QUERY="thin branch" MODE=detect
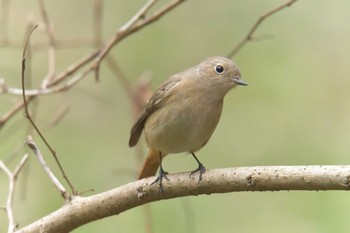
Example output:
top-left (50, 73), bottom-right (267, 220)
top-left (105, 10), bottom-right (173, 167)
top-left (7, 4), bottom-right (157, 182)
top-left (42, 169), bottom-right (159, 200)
top-left (47, 50), bottom-right (99, 87)
top-left (94, 0), bottom-right (185, 71)
top-left (38, 0), bottom-right (57, 86)
top-left (15, 165), bottom-right (350, 233)
top-left (21, 24), bottom-right (53, 160)
top-left (125, 0), bottom-right (184, 36)
top-left (93, 0), bottom-right (103, 47)
top-left (13, 154), bottom-right (30, 177)
top-left (21, 25), bottom-right (76, 196)
top-left (119, 0), bottom-right (158, 33)
top-left (24, 135), bottom-right (69, 200)
top-left (93, 0), bottom-right (103, 82)
top-left (0, 50), bottom-right (98, 131)
top-left (2, 18), bottom-right (36, 131)
top-left (0, 96), bottom-right (34, 129)
top-left (42, 104), bottom-right (70, 129)
top-left (105, 56), bottom-right (132, 96)
top-left (5, 70), bottom-right (90, 96)
top-left (0, 154), bottom-right (30, 233)
top-left (0, 0), bottom-right (184, 104)
top-left (0, 162), bottom-right (16, 233)
top-left (227, 0), bottom-right (298, 58)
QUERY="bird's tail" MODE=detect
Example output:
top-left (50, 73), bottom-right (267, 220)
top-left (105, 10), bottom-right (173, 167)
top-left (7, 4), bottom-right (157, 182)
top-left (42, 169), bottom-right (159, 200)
top-left (138, 148), bottom-right (161, 179)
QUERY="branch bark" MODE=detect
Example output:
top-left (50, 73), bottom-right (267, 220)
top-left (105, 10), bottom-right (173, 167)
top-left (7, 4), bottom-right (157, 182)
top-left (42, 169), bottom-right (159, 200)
top-left (16, 165), bottom-right (350, 233)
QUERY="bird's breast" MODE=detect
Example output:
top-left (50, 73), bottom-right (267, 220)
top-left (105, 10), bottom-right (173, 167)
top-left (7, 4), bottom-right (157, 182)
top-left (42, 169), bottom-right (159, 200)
top-left (144, 92), bottom-right (224, 154)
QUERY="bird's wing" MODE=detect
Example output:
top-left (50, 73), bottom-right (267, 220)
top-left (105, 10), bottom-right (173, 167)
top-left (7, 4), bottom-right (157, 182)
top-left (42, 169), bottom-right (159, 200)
top-left (128, 74), bottom-right (183, 147)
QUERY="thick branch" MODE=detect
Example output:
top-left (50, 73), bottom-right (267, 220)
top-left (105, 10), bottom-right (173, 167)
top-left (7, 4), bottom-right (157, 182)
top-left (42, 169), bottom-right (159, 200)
top-left (16, 165), bottom-right (350, 233)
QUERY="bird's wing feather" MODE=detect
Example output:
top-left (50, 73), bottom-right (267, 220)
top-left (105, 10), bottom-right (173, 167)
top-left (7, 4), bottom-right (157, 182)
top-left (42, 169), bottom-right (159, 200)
top-left (128, 74), bottom-right (183, 147)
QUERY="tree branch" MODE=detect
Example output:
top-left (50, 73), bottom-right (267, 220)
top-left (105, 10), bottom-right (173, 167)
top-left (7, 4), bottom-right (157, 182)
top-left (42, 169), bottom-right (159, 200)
top-left (0, 0), bottom-right (185, 128)
top-left (227, 0), bottom-right (298, 58)
top-left (24, 135), bottom-right (69, 199)
top-left (16, 165), bottom-right (350, 233)
top-left (21, 26), bottom-right (76, 196)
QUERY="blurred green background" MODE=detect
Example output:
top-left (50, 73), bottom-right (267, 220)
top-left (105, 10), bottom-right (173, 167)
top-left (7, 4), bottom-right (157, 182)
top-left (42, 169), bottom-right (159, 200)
top-left (1, 0), bottom-right (350, 232)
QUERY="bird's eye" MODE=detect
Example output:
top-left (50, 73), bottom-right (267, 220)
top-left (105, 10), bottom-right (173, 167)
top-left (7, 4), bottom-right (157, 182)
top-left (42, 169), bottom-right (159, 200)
top-left (215, 65), bottom-right (224, 74)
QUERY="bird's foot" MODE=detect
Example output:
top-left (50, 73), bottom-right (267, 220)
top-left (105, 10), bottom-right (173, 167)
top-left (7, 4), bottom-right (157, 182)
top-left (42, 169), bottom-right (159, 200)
top-left (151, 166), bottom-right (169, 193)
top-left (190, 162), bottom-right (206, 184)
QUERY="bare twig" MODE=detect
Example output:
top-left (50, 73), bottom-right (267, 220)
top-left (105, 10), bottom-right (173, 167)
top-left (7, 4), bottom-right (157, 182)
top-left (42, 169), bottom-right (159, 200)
top-left (47, 50), bottom-right (99, 87)
top-left (42, 105), bottom-right (70, 129)
top-left (38, 0), bottom-right (57, 86)
top-left (227, 0), bottom-right (298, 58)
top-left (0, 97), bottom-right (34, 129)
top-left (15, 165), bottom-right (350, 233)
top-left (21, 25), bottom-right (77, 196)
top-left (7, 0), bottom-right (184, 96)
top-left (0, 154), bottom-right (30, 233)
top-left (0, 21), bottom-right (38, 130)
top-left (119, 0), bottom-right (158, 32)
top-left (24, 136), bottom-right (69, 199)
top-left (0, 50), bottom-right (99, 132)
top-left (93, 0), bottom-right (103, 48)
top-left (105, 56), bottom-right (132, 96)
top-left (93, 0), bottom-right (185, 76)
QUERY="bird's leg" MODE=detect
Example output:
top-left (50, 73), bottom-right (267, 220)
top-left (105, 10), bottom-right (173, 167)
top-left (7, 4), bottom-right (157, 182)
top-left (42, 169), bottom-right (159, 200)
top-left (151, 152), bottom-right (169, 192)
top-left (190, 153), bottom-right (206, 183)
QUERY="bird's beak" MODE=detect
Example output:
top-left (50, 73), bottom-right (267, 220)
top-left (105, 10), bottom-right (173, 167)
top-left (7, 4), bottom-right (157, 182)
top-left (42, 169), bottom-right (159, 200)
top-left (233, 76), bottom-right (248, 86)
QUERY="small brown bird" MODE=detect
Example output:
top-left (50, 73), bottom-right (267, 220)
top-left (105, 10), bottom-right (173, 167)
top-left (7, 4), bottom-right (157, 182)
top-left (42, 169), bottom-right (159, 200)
top-left (129, 56), bottom-right (247, 190)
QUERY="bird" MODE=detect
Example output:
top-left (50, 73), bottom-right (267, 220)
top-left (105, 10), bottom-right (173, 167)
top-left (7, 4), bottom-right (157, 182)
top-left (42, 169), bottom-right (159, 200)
top-left (129, 56), bottom-right (247, 191)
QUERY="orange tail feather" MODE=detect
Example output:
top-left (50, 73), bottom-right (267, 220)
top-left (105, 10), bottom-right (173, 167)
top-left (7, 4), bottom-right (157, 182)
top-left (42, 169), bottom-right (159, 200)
top-left (138, 148), bottom-right (160, 179)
